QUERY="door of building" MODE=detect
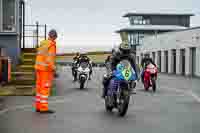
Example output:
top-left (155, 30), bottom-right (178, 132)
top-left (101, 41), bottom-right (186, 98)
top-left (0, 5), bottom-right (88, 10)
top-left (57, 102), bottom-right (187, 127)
top-left (181, 49), bottom-right (185, 75)
top-left (191, 47), bottom-right (196, 76)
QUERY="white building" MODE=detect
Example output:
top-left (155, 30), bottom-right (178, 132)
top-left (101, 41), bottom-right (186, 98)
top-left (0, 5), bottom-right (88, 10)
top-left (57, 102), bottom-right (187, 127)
top-left (136, 27), bottom-right (200, 77)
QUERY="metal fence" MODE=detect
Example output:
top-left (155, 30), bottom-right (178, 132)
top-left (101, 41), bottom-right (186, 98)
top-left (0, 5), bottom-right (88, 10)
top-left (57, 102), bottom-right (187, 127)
top-left (21, 21), bottom-right (47, 49)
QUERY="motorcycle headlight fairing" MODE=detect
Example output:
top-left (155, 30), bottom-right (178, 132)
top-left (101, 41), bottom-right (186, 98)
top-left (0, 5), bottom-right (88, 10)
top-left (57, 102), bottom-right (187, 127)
top-left (78, 67), bottom-right (83, 72)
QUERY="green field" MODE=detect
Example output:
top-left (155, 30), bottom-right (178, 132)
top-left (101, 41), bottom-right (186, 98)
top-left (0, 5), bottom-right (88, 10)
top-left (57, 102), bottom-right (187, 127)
top-left (56, 53), bottom-right (111, 63)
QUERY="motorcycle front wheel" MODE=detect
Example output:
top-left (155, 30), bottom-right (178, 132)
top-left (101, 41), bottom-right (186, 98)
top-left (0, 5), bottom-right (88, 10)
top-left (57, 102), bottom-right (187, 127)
top-left (80, 82), bottom-right (85, 89)
top-left (144, 80), bottom-right (149, 91)
top-left (118, 94), bottom-right (130, 117)
top-left (151, 78), bottom-right (156, 92)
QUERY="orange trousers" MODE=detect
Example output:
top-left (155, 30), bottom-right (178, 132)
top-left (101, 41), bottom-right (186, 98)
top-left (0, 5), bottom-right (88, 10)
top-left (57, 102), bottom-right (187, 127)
top-left (35, 70), bottom-right (54, 112)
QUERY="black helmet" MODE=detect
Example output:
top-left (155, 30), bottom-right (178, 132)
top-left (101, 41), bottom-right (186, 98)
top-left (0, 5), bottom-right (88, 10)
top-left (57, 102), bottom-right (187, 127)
top-left (119, 41), bottom-right (131, 54)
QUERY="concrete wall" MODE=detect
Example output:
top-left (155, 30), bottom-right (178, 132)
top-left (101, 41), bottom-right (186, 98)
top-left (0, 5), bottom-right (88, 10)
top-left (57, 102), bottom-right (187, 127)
top-left (0, 0), bottom-right (22, 66)
top-left (0, 34), bottom-right (20, 65)
top-left (137, 27), bottom-right (200, 77)
top-left (196, 47), bottom-right (200, 77)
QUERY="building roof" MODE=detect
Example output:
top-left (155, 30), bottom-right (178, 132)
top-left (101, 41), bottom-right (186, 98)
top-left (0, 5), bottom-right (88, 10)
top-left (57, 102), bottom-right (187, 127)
top-left (116, 25), bottom-right (187, 33)
top-left (123, 12), bottom-right (195, 17)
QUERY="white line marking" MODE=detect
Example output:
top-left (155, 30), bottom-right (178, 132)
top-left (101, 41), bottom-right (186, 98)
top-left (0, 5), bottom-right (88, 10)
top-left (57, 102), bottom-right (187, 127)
top-left (187, 91), bottom-right (200, 103)
top-left (161, 85), bottom-right (200, 103)
top-left (0, 72), bottom-right (200, 116)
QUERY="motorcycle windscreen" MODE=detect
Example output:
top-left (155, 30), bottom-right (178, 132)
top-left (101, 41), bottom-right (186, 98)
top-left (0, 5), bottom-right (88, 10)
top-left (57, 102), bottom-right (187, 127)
top-left (113, 60), bottom-right (137, 81)
top-left (146, 63), bottom-right (157, 74)
top-left (80, 62), bottom-right (89, 69)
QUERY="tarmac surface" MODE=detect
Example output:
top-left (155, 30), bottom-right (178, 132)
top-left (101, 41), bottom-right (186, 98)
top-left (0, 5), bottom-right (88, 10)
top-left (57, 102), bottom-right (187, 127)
top-left (0, 66), bottom-right (200, 133)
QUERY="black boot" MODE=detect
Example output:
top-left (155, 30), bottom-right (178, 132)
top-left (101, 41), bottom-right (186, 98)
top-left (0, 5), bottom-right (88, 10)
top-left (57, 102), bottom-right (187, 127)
top-left (89, 71), bottom-right (92, 80)
top-left (73, 77), bottom-right (77, 82)
top-left (73, 72), bottom-right (77, 81)
top-left (39, 110), bottom-right (55, 114)
top-left (36, 109), bottom-right (40, 113)
top-left (102, 89), bottom-right (106, 98)
top-left (102, 86), bottom-right (107, 98)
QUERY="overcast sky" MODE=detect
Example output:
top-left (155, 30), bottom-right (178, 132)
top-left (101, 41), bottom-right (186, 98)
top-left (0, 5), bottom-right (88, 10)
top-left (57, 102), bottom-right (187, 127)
top-left (25, 0), bottom-right (200, 53)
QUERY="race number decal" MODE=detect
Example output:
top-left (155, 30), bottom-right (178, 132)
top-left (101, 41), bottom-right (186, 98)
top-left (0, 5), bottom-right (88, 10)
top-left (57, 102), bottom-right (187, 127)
top-left (122, 68), bottom-right (132, 80)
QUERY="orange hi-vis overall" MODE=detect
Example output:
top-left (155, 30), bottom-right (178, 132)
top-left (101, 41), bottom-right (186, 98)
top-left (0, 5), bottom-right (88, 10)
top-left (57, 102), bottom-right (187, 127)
top-left (34, 39), bottom-right (56, 112)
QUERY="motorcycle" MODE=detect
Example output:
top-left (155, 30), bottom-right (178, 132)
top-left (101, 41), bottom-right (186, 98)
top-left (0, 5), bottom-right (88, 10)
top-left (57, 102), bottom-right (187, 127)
top-left (104, 60), bottom-right (137, 117)
top-left (77, 62), bottom-right (90, 89)
top-left (143, 63), bottom-right (158, 92)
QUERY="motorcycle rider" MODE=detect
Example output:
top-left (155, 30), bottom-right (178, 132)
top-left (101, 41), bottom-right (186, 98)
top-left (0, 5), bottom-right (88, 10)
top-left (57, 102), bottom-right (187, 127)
top-left (77, 53), bottom-right (93, 80)
top-left (102, 42), bottom-right (139, 98)
top-left (140, 54), bottom-right (157, 83)
top-left (104, 55), bottom-right (112, 73)
top-left (105, 55), bottom-right (111, 64)
top-left (73, 52), bottom-right (80, 61)
top-left (72, 52), bottom-right (80, 81)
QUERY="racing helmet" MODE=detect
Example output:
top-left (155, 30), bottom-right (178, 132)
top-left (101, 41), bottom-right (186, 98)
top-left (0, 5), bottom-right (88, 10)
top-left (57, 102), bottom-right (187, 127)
top-left (119, 41), bottom-right (131, 54)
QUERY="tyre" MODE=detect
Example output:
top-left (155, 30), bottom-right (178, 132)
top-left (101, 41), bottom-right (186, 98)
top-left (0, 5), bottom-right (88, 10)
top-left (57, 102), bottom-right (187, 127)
top-left (105, 97), bottom-right (113, 112)
top-left (80, 81), bottom-right (85, 89)
top-left (151, 79), bottom-right (156, 92)
top-left (144, 80), bottom-right (149, 91)
top-left (118, 95), bottom-right (130, 117)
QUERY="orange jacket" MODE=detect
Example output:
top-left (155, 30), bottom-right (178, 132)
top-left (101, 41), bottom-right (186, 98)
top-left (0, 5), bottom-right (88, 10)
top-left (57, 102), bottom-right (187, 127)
top-left (35, 39), bottom-right (56, 71)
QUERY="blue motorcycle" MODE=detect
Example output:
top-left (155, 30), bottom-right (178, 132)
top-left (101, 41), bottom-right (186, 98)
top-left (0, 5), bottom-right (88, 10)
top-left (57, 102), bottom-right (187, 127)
top-left (105, 60), bottom-right (137, 116)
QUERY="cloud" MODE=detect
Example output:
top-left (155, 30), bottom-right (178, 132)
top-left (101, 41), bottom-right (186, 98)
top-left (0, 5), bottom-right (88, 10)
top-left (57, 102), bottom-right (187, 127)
top-left (25, 0), bottom-right (200, 53)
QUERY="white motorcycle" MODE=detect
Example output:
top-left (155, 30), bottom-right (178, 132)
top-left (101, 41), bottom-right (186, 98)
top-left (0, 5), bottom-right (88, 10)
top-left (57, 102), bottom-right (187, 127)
top-left (77, 62), bottom-right (90, 89)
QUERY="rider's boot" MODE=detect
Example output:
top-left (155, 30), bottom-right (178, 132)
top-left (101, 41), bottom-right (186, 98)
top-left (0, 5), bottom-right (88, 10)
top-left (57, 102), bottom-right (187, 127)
top-left (101, 87), bottom-right (106, 98)
top-left (102, 77), bottom-right (109, 98)
top-left (74, 72), bottom-right (77, 81)
top-left (88, 75), bottom-right (91, 80)
top-left (131, 82), bottom-right (137, 94)
top-left (89, 70), bottom-right (92, 80)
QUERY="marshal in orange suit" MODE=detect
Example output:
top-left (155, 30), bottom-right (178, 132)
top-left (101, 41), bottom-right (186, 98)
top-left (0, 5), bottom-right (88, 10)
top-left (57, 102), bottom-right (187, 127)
top-left (34, 29), bottom-right (57, 114)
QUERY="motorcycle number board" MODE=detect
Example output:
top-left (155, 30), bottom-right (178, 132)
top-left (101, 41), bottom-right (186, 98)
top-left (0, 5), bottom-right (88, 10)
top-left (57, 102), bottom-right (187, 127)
top-left (120, 60), bottom-right (133, 80)
top-left (121, 68), bottom-right (132, 80)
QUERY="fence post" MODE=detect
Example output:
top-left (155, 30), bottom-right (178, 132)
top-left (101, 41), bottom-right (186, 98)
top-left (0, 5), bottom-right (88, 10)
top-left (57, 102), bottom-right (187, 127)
top-left (45, 24), bottom-right (47, 40)
top-left (22, 1), bottom-right (25, 49)
top-left (36, 21), bottom-right (39, 48)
